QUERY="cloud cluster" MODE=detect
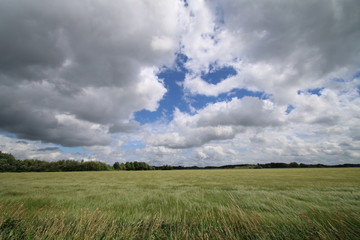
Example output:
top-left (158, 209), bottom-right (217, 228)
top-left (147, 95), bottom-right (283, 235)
top-left (147, 96), bottom-right (285, 148)
top-left (182, 0), bottom-right (360, 103)
top-left (0, 135), bottom-right (75, 161)
top-left (0, 0), bottom-right (185, 146)
top-left (143, 0), bottom-right (360, 164)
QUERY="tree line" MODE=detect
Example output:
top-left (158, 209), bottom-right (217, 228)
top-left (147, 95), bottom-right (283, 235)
top-left (113, 161), bottom-right (155, 171)
top-left (1, 151), bottom-right (359, 172)
top-left (0, 151), bottom-right (111, 172)
top-left (0, 151), bottom-right (155, 172)
top-left (209, 162), bottom-right (360, 169)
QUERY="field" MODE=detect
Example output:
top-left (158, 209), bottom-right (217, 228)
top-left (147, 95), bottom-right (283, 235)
top-left (0, 168), bottom-right (359, 239)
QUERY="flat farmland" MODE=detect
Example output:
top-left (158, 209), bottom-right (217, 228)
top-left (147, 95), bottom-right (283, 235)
top-left (0, 168), bottom-right (359, 239)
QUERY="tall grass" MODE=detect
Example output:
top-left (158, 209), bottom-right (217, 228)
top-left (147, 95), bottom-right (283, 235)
top-left (1, 168), bottom-right (359, 239)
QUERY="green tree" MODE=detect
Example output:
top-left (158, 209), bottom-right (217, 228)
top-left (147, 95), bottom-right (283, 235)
top-left (289, 162), bottom-right (299, 168)
top-left (125, 162), bottom-right (134, 170)
top-left (161, 165), bottom-right (173, 170)
top-left (119, 163), bottom-right (126, 170)
top-left (0, 151), bottom-right (17, 172)
top-left (113, 162), bottom-right (121, 170)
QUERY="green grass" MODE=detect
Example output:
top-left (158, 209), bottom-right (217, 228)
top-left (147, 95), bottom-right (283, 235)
top-left (0, 168), bottom-right (359, 239)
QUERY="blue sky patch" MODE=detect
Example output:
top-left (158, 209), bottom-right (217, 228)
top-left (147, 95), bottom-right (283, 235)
top-left (353, 71), bottom-right (360, 79)
top-left (0, 132), bottom-right (17, 138)
top-left (189, 88), bottom-right (267, 110)
top-left (332, 78), bottom-right (346, 83)
top-left (298, 88), bottom-right (324, 96)
top-left (135, 68), bottom-right (187, 124)
top-left (135, 54), bottom-right (191, 124)
top-left (286, 105), bottom-right (295, 114)
top-left (236, 147), bottom-right (248, 152)
top-left (136, 53), bottom-right (266, 124)
top-left (202, 65), bottom-right (237, 84)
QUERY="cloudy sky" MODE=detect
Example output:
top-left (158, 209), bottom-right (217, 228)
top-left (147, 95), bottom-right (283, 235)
top-left (1, 0), bottom-right (359, 166)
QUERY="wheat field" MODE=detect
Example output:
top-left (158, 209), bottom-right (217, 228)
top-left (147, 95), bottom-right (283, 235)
top-left (0, 168), bottom-right (359, 239)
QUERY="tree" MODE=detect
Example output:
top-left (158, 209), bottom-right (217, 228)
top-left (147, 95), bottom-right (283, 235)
top-left (113, 162), bottom-right (121, 170)
top-left (125, 162), bottom-right (134, 170)
top-left (119, 163), bottom-right (126, 170)
top-left (0, 152), bottom-right (17, 172)
top-left (161, 165), bottom-right (173, 170)
top-left (289, 162), bottom-right (299, 168)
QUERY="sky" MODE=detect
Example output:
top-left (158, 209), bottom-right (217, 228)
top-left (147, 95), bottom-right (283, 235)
top-left (0, 0), bottom-right (359, 166)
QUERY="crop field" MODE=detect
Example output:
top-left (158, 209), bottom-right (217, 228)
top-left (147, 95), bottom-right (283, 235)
top-left (0, 168), bottom-right (359, 239)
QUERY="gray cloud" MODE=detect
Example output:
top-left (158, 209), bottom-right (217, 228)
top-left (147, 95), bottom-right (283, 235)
top-left (0, 84), bottom-right (111, 146)
top-left (0, 1), bottom-right (64, 81)
top-left (108, 122), bottom-right (140, 134)
top-left (0, 0), bottom-right (183, 146)
top-left (350, 127), bottom-right (360, 141)
top-left (214, 0), bottom-right (360, 75)
top-left (37, 147), bottom-right (60, 152)
top-left (149, 126), bottom-right (238, 149)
